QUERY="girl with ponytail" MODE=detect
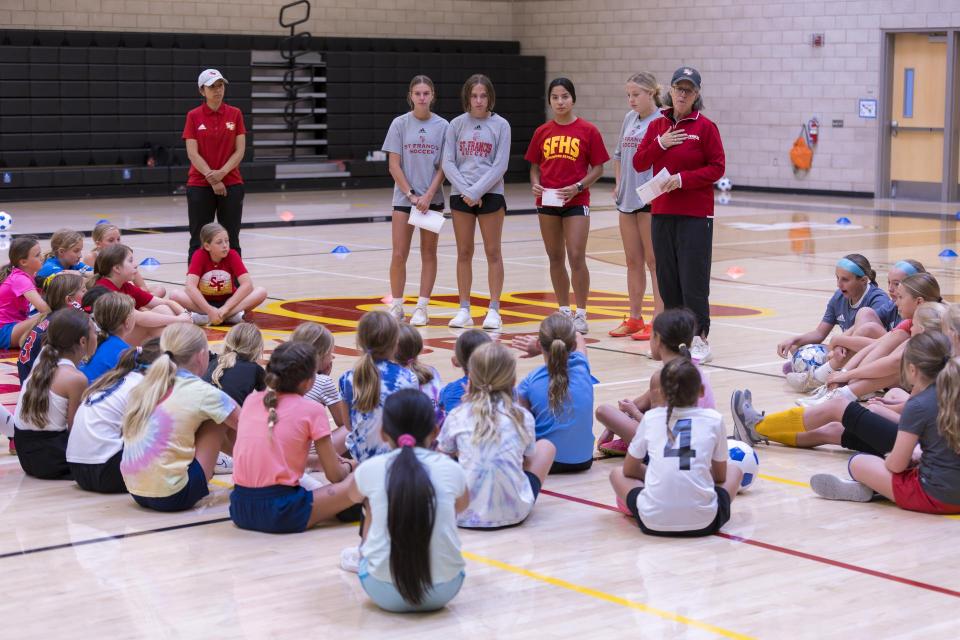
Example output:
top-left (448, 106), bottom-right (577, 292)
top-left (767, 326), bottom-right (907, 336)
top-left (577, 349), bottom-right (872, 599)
top-left (438, 342), bottom-right (555, 528)
top-left (17, 271), bottom-right (86, 384)
top-left (67, 338), bottom-right (162, 493)
top-left (339, 311), bottom-right (418, 462)
top-left (396, 323), bottom-right (444, 424)
top-left (516, 313), bottom-right (595, 473)
top-left (812, 332), bottom-right (960, 514)
top-left (230, 341), bottom-right (360, 533)
top-left (0, 236), bottom-right (50, 351)
top-left (290, 321), bottom-right (350, 450)
top-left (346, 388), bottom-right (468, 612)
top-left (610, 356), bottom-right (741, 537)
top-left (203, 322), bottom-right (265, 407)
top-left (14, 308), bottom-right (96, 479)
top-left (120, 323), bottom-right (240, 512)
top-left (80, 291), bottom-right (137, 382)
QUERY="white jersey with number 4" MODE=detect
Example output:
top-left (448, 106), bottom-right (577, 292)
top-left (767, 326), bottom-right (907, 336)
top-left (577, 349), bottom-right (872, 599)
top-left (627, 406), bottom-right (728, 532)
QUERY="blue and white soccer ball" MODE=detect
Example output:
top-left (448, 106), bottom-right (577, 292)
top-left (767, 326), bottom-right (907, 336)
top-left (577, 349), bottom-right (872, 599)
top-left (792, 343), bottom-right (829, 374)
top-left (0, 211), bottom-right (12, 231)
top-left (727, 440), bottom-right (759, 492)
top-left (716, 177), bottom-right (733, 192)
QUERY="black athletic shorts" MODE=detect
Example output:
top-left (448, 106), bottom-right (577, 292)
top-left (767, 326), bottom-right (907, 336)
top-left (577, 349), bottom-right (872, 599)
top-left (538, 205), bottom-right (590, 218)
top-left (393, 203), bottom-right (444, 214)
top-left (627, 486), bottom-right (731, 537)
top-left (450, 193), bottom-right (506, 215)
top-left (14, 427), bottom-right (71, 480)
top-left (840, 401), bottom-right (898, 456)
top-left (70, 449), bottom-right (127, 494)
top-left (619, 205), bottom-right (652, 214)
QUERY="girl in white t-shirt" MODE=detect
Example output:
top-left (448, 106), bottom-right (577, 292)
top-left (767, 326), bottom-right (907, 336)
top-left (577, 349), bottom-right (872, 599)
top-left (609, 356), bottom-right (742, 536)
top-left (396, 323), bottom-right (443, 425)
top-left (67, 338), bottom-right (161, 493)
top-left (346, 388), bottom-right (469, 613)
top-left (439, 342), bottom-right (555, 528)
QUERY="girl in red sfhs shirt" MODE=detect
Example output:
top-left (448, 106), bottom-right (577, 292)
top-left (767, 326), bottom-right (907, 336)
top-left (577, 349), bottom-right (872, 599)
top-left (90, 244), bottom-right (192, 345)
top-left (170, 222), bottom-right (267, 326)
top-left (525, 78), bottom-right (609, 335)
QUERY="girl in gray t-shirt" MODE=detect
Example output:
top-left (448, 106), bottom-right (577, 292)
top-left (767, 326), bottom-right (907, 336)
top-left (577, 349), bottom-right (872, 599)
top-left (381, 76), bottom-right (449, 327)
top-left (441, 74), bottom-right (511, 333)
top-left (610, 72), bottom-right (666, 341)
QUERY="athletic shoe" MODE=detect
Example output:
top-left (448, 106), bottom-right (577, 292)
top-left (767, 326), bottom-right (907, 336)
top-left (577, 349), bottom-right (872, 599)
top-left (786, 370), bottom-right (819, 393)
top-left (410, 306), bottom-right (428, 326)
top-left (730, 389), bottom-right (767, 445)
top-left (8, 438), bottom-right (15, 456)
top-left (690, 336), bottom-right (712, 363)
top-left (482, 309), bottom-right (502, 331)
top-left (631, 323), bottom-right (653, 341)
top-left (573, 310), bottom-right (589, 334)
top-left (191, 312), bottom-right (209, 326)
top-left (388, 302), bottom-right (404, 322)
top-left (225, 311), bottom-right (244, 324)
top-left (559, 307), bottom-right (574, 319)
top-left (214, 452), bottom-right (234, 475)
top-left (299, 472), bottom-right (324, 492)
top-left (597, 438), bottom-right (628, 457)
top-left (448, 307), bottom-right (473, 328)
top-left (340, 546), bottom-right (361, 573)
top-left (810, 474), bottom-right (875, 502)
top-left (609, 316), bottom-right (643, 338)
top-left (796, 385), bottom-right (836, 407)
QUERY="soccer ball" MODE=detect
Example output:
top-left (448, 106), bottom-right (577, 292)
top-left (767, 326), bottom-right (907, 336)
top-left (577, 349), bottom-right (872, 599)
top-left (717, 192), bottom-right (731, 205)
top-left (716, 177), bottom-right (733, 192)
top-left (792, 343), bottom-right (829, 374)
top-left (728, 440), bottom-right (759, 492)
top-left (0, 211), bottom-right (12, 231)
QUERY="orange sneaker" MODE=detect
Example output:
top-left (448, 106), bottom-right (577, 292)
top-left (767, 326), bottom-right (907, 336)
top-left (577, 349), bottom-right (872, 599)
top-left (609, 317), bottom-right (643, 337)
top-left (631, 323), bottom-right (653, 341)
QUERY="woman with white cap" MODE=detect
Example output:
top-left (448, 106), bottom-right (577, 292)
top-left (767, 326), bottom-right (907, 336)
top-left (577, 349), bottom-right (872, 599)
top-left (182, 68), bottom-right (247, 261)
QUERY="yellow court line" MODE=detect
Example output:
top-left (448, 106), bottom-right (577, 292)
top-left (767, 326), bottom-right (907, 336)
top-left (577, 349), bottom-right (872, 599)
top-left (209, 478), bottom-right (233, 489)
top-left (462, 551), bottom-right (755, 640)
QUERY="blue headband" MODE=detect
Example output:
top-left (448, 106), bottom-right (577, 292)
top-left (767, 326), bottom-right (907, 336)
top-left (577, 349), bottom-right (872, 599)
top-left (894, 260), bottom-right (918, 276)
top-left (836, 258), bottom-right (865, 278)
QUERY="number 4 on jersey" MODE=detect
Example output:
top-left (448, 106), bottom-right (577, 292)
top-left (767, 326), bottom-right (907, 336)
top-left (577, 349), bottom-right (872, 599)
top-left (663, 418), bottom-right (697, 470)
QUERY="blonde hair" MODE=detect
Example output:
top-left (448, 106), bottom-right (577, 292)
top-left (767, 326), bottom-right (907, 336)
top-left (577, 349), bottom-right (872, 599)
top-left (210, 323), bottom-right (263, 387)
top-left (942, 303), bottom-right (960, 339)
top-left (121, 324), bottom-right (209, 441)
top-left (396, 323), bottom-right (434, 386)
top-left (900, 331), bottom-right (951, 392)
top-left (352, 311), bottom-right (400, 413)
top-left (45, 228), bottom-right (84, 262)
top-left (92, 222), bottom-right (120, 245)
top-left (92, 291), bottom-right (135, 340)
top-left (199, 222), bottom-right (228, 247)
top-left (538, 313), bottom-right (576, 414)
top-left (899, 273), bottom-right (942, 303)
top-left (914, 302), bottom-right (948, 333)
top-left (290, 321), bottom-right (335, 371)
top-left (937, 358), bottom-right (960, 453)
top-left (82, 338), bottom-right (161, 402)
top-left (463, 342), bottom-right (529, 446)
top-left (627, 72), bottom-right (663, 107)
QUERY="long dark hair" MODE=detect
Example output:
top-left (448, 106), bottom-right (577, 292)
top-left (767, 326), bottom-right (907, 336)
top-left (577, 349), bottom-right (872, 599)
top-left (0, 236), bottom-right (39, 283)
top-left (651, 308), bottom-right (697, 356)
top-left (548, 77), bottom-right (577, 103)
top-left (382, 388), bottom-right (438, 606)
top-left (659, 355), bottom-right (702, 442)
top-left (263, 341), bottom-right (316, 435)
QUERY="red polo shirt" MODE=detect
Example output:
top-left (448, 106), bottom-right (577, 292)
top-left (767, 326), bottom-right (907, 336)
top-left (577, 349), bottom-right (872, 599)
top-left (182, 102), bottom-right (246, 188)
top-left (632, 109), bottom-right (725, 218)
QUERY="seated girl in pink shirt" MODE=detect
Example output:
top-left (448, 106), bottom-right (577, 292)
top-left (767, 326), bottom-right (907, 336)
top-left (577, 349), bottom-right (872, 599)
top-left (0, 236), bottom-right (51, 349)
top-left (230, 341), bottom-right (361, 533)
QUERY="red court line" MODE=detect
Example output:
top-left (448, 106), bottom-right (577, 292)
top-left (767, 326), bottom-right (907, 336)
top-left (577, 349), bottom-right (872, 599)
top-left (540, 488), bottom-right (960, 599)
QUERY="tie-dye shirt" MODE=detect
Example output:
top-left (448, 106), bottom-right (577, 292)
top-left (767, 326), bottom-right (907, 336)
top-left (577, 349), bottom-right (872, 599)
top-left (121, 369), bottom-right (236, 498)
top-left (339, 360), bottom-right (418, 462)
top-left (438, 400), bottom-right (537, 528)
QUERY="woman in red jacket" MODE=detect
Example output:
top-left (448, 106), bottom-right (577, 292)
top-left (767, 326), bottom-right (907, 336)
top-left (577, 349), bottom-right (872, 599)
top-left (632, 67), bottom-right (725, 363)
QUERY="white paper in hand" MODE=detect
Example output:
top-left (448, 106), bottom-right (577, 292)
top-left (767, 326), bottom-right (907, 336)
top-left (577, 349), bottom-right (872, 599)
top-left (408, 209), bottom-right (446, 234)
top-left (635, 167), bottom-right (672, 207)
top-left (541, 188), bottom-right (565, 207)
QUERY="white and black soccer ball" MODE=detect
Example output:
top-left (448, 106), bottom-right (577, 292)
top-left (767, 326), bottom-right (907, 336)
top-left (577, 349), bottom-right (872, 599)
top-left (716, 177), bottom-right (733, 192)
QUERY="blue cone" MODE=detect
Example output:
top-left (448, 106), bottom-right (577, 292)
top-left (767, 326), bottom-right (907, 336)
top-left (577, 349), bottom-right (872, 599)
top-left (954, 211), bottom-right (960, 220)
top-left (331, 245), bottom-right (351, 254)
top-left (97, 218), bottom-right (111, 225)
top-left (139, 257), bottom-right (161, 272)
top-left (836, 217), bottom-right (852, 225)
top-left (939, 249), bottom-right (958, 258)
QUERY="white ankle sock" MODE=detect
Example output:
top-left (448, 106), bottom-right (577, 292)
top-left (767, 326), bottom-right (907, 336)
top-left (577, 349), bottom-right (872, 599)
top-left (417, 296), bottom-right (429, 308)
top-left (837, 386), bottom-right (857, 402)
top-left (559, 306), bottom-right (571, 314)
top-left (813, 362), bottom-right (834, 383)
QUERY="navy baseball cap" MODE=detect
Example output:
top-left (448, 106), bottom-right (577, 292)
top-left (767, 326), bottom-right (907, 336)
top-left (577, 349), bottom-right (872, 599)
top-left (671, 67), bottom-right (701, 89)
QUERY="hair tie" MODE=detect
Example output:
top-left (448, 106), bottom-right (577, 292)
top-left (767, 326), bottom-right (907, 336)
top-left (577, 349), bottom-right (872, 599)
top-left (164, 350), bottom-right (176, 364)
top-left (405, 358), bottom-right (415, 367)
top-left (397, 434), bottom-right (417, 448)
top-left (836, 257), bottom-right (866, 278)
top-left (677, 343), bottom-right (687, 351)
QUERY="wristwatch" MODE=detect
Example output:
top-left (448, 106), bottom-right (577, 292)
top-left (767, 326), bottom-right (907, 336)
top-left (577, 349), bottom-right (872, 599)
top-left (408, 188), bottom-right (416, 196)
top-left (576, 182), bottom-right (584, 193)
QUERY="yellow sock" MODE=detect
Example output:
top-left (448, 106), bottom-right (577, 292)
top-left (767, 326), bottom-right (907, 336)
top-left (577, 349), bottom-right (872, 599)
top-left (756, 407), bottom-right (805, 446)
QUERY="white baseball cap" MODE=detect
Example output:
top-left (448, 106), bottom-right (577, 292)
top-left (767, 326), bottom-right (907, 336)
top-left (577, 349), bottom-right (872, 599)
top-left (198, 68), bottom-right (228, 88)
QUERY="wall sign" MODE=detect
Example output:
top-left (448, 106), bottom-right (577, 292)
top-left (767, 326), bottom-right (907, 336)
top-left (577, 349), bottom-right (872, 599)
top-left (858, 98), bottom-right (877, 119)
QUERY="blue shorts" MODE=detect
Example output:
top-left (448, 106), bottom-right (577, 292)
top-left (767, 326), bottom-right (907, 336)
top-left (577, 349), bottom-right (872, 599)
top-left (132, 458), bottom-right (210, 512)
top-left (359, 557), bottom-right (464, 613)
top-left (230, 484), bottom-right (314, 534)
top-left (0, 321), bottom-right (17, 350)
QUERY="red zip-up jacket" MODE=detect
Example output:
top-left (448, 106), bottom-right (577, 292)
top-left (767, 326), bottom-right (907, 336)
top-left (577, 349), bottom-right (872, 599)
top-left (632, 108), bottom-right (725, 218)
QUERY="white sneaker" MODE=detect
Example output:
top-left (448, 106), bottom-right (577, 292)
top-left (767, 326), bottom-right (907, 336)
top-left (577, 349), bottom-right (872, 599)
top-left (796, 385), bottom-right (838, 407)
top-left (448, 307), bottom-right (473, 328)
top-left (388, 302), bottom-right (404, 322)
top-left (225, 311), bottom-right (244, 324)
top-left (340, 546), bottom-right (361, 573)
top-left (410, 306), bottom-right (428, 326)
top-left (191, 312), bottom-right (209, 326)
top-left (690, 336), bottom-right (712, 363)
top-left (299, 472), bottom-right (324, 492)
top-left (573, 310), bottom-right (588, 334)
top-left (482, 309), bottom-right (502, 331)
top-left (214, 452), bottom-right (233, 475)
top-left (559, 307), bottom-right (574, 319)
top-left (785, 370), bottom-right (819, 393)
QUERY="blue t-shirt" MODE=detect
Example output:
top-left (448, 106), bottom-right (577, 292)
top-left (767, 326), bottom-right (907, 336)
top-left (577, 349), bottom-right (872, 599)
top-left (339, 360), bottom-right (419, 462)
top-left (79, 335), bottom-right (130, 382)
top-left (517, 351), bottom-right (596, 465)
top-left (878, 298), bottom-right (901, 331)
top-left (821, 285), bottom-right (891, 331)
top-left (439, 375), bottom-right (468, 414)
top-left (36, 256), bottom-right (92, 281)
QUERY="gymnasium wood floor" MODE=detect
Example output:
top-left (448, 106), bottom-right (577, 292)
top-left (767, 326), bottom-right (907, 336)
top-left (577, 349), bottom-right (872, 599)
top-left (2, 184), bottom-right (959, 639)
